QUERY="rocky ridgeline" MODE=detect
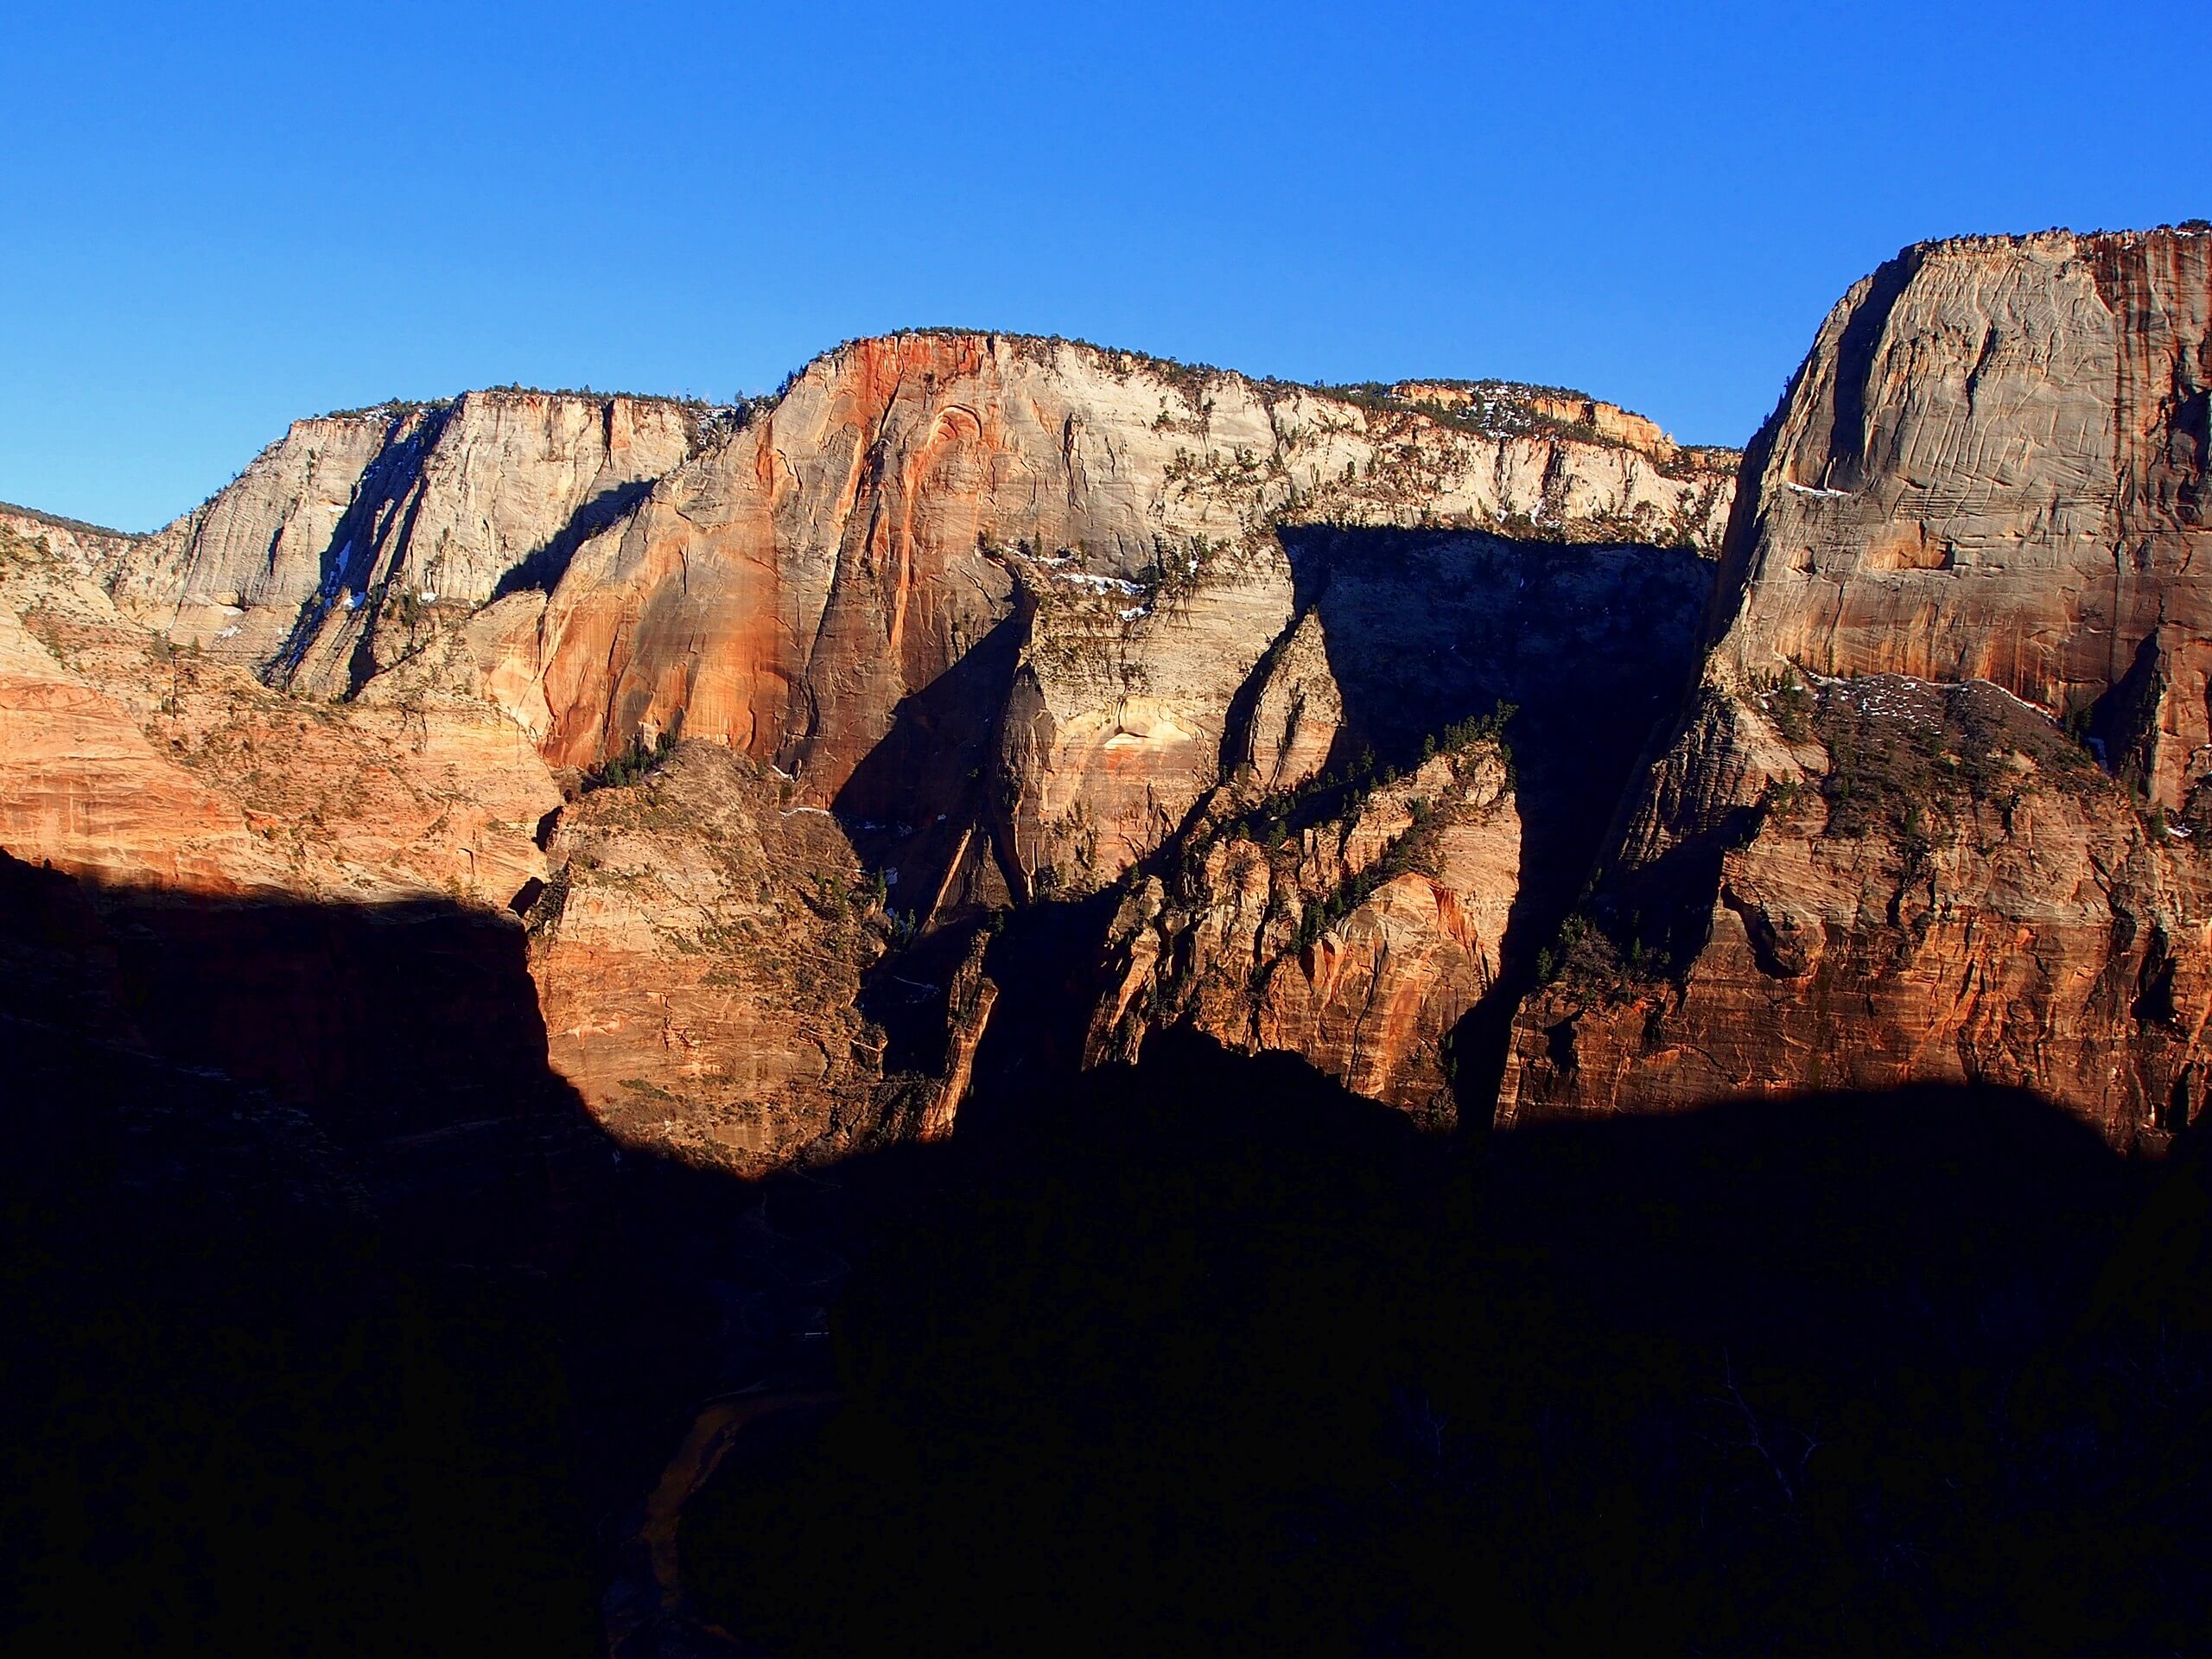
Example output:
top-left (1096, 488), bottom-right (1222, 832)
top-left (0, 340), bottom-right (1732, 1167)
top-left (6, 227), bottom-right (2209, 1164)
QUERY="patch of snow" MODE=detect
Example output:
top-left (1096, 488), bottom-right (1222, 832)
top-left (1783, 481), bottom-right (1852, 499)
top-left (418, 590), bottom-right (437, 604)
top-left (1118, 606), bottom-right (1152, 621)
top-left (1965, 677), bottom-right (2058, 721)
top-left (214, 626), bottom-right (240, 639)
top-left (1053, 570), bottom-right (1145, 595)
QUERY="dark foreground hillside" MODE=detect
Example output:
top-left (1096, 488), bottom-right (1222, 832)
top-left (3, 854), bottom-right (2209, 1656)
top-left (685, 1036), bottom-right (2212, 1659)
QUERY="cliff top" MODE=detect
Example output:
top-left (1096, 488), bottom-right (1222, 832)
top-left (1876, 219), bottom-right (2212, 269)
top-left (0, 500), bottom-right (139, 543)
top-left (309, 385), bottom-right (734, 423)
top-left (789, 327), bottom-right (1736, 470)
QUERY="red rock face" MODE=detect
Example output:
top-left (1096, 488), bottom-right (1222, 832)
top-left (515, 334), bottom-right (1733, 910)
top-left (1503, 228), bottom-right (2212, 1151)
top-left (4, 334), bottom-right (1739, 1156)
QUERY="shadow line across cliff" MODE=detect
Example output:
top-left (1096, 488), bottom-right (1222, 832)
top-left (0, 852), bottom-right (872, 1656)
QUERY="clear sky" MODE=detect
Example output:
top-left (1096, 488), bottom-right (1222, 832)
top-left (3, 1), bottom-right (2205, 531)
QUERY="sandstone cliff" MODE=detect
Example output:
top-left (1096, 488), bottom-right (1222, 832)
top-left (109, 391), bottom-right (702, 687)
top-left (110, 339), bottom-right (1732, 917)
top-left (24, 237), bottom-right (2212, 1160)
top-left (0, 502), bottom-right (138, 577)
top-left (522, 741), bottom-right (980, 1175)
top-left (37, 339), bottom-right (1732, 1149)
top-left (1709, 227), bottom-right (2211, 809)
top-left (1078, 521), bottom-right (1716, 1112)
top-left (1502, 226), bottom-right (2212, 1151)
top-left (0, 519), bottom-right (556, 902)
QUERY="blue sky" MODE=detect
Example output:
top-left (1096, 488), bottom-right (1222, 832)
top-left (3, 1), bottom-right (2205, 531)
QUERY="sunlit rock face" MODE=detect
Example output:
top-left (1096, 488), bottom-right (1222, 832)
top-left (1088, 744), bottom-right (1520, 1122)
top-left (0, 521), bottom-right (558, 903)
top-left (23, 232), bottom-right (2212, 1164)
top-left (4, 340), bottom-right (1736, 1166)
top-left (499, 334), bottom-right (1731, 914)
top-left (108, 391), bottom-right (700, 690)
top-left (103, 334), bottom-right (1732, 925)
top-left (1712, 227), bottom-right (2212, 809)
top-left (1503, 228), bottom-right (2212, 1153)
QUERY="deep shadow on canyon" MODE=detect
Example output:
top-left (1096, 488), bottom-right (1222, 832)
top-left (4, 845), bottom-right (2211, 1656)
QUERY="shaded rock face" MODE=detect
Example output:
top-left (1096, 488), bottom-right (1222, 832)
top-left (0, 520), bottom-right (989, 1173)
top-left (31, 235), bottom-right (2212, 1162)
top-left (5, 335), bottom-right (1735, 1153)
top-left (110, 335), bottom-right (1734, 927)
top-left (1504, 227), bottom-right (2212, 1152)
top-left (1085, 526), bottom-right (1718, 1113)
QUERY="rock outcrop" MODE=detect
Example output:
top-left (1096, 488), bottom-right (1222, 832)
top-left (1082, 522), bottom-right (1718, 1113)
top-left (0, 520), bottom-right (556, 901)
top-left (523, 741), bottom-right (957, 1175)
top-left (3, 341), bottom-right (1739, 1156)
top-left (39, 235), bottom-right (2212, 1163)
top-left (1503, 227), bottom-right (2212, 1151)
top-left (1090, 742), bottom-right (1518, 1120)
top-left (1385, 380), bottom-right (1696, 466)
top-left (0, 502), bottom-right (137, 576)
top-left (1709, 227), bottom-right (2212, 809)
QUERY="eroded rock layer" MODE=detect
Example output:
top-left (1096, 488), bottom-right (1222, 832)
top-left (111, 337), bottom-right (1732, 913)
top-left (1080, 524), bottom-right (1717, 1110)
top-left (523, 742), bottom-right (978, 1175)
top-left (1713, 227), bottom-right (2212, 808)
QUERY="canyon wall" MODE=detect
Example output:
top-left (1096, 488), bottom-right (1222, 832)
top-left (7, 350), bottom-right (1732, 1162)
top-left (1502, 227), bottom-right (2212, 1151)
top-left (107, 337), bottom-right (1732, 912)
top-left (17, 228), bottom-right (2210, 1164)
